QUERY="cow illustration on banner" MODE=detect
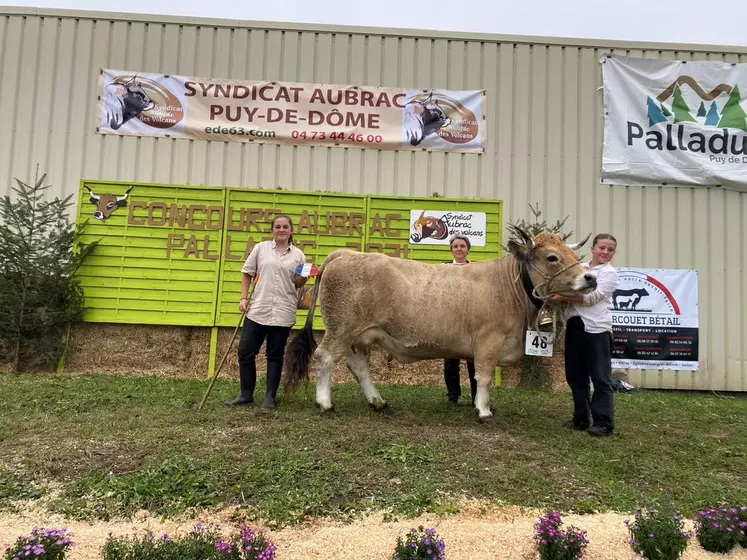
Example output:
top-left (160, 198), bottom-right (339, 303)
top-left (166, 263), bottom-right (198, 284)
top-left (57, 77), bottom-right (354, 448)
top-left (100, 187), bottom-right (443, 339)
top-left (97, 69), bottom-right (487, 154)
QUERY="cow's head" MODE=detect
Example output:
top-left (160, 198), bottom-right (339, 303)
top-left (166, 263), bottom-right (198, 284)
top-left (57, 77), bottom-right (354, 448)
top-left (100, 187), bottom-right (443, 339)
top-left (85, 186), bottom-right (133, 221)
top-left (419, 93), bottom-right (451, 130)
top-left (121, 76), bottom-right (155, 114)
top-left (507, 225), bottom-right (596, 297)
top-left (410, 210), bottom-right (449, 243)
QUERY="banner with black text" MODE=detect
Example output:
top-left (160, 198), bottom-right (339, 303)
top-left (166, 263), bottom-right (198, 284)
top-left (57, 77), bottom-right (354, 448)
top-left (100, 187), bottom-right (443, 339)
top-left (601, 55), bottom-right (747, 191)
top-left (96, 69), bottom-right (486, 153)
top-left (610, 268), bottom-right (699, 371)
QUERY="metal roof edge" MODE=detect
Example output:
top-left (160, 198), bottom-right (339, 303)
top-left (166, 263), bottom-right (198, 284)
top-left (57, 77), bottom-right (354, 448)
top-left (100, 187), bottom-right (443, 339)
top-left (3, 5), bottom-right (747, 55)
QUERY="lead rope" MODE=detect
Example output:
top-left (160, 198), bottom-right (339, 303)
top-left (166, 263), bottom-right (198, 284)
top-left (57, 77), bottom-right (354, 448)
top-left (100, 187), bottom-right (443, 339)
top-left (523, 260), bottom-right (584, 344)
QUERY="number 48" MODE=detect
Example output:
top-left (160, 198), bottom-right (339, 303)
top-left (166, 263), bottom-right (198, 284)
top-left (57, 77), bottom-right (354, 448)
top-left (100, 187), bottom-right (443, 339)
top-left (532, 335), bottom-right (548, 350)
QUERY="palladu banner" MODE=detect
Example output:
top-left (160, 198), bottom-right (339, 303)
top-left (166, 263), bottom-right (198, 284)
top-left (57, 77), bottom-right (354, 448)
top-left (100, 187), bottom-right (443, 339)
top-left (96, 69), bottom-right (486, 153)
top-left (601, 55), bottom-right (747, 191)
top-left (610, 268), bottom-right (699, 371)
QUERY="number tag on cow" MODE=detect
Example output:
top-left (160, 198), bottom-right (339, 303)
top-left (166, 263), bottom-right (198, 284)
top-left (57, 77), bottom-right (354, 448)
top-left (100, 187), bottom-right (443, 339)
top-left (525, 330), bottom-right (553, 357)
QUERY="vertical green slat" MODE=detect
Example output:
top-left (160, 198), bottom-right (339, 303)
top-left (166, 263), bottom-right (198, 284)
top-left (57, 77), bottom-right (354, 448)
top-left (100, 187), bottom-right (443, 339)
top-left (208, 326), bottom-right (219, 378)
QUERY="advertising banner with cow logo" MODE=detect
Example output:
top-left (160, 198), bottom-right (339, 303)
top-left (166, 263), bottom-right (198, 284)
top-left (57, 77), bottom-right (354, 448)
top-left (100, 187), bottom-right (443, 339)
top-left (97, 69), bottom-right (486, 154)
top-left (408, 210), bottom-right (487, 246)
top-left (601, 55), bottom-right (747, 192)
top-left (611, 268), bottom-right (699, 371)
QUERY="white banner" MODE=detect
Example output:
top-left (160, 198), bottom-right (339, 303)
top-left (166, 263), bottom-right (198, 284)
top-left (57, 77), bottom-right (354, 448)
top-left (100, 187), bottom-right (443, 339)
top-left (408, 210), bottom-right (487, 246)
top-left (96, 69), bottom-right (487, 153)
top-left (610, 268), bottom-right (699, 371)
top-left (601, 55), bottom-right (747, 192)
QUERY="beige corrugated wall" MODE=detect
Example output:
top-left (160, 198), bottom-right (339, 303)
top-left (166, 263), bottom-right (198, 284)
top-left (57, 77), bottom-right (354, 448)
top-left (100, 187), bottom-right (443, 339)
top-left (1, 7), bottom-right (745, 391)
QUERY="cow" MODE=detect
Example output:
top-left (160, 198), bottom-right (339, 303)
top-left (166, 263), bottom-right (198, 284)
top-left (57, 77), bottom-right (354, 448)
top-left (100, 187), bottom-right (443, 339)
top-left (283, 226), bottom-right (596, 422)
top-left (85, 186), bottom-right (133, 221)
top-left (612, 288), bottom-right (649, 311)
top-left (403, 92), bottom-right (452, 146)
top-left (102, 76), bottom-right (156, 130)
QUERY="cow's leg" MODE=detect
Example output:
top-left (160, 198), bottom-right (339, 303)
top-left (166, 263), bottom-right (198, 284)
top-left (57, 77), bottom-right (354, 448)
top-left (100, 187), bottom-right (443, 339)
top-left (313, 335), bottom-right (347, 412)
top-left (346, 348), bottom-right (387, 411)
top-left (473, 341), bottom-right (503, 422)
top-left (472, 361), bottom-right (497, 422)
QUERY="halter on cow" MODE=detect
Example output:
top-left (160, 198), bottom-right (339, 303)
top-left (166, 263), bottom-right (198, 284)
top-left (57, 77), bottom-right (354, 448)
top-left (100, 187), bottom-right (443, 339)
top-left (283, 226), bottom-right (595, 422)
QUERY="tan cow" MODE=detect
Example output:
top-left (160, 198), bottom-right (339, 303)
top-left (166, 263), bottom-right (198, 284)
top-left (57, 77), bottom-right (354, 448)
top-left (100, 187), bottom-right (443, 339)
top-left (284, 226), bottom-right (596, 422)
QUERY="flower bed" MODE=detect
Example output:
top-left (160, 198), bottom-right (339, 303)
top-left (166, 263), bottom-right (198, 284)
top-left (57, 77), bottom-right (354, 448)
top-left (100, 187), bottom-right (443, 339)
top-left (5, 503), bottom-right (747, 559)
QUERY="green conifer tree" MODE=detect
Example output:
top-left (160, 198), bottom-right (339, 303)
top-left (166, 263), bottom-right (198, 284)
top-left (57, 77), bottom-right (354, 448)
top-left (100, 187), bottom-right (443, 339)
top-left (672, 85), bottom-right (696, 123)
top-left (717, 85), bottom-right (747, 132)
top-left (0, 167), bottom-right (95, 372)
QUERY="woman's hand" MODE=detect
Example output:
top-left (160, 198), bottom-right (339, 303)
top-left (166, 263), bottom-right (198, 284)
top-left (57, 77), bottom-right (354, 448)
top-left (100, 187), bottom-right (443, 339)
top-left (292, 271), bottom-right (308, 289)
top-left (239, 297), bottom-right (250, 313)
top-left (550, 294), bottom-right (567, 304)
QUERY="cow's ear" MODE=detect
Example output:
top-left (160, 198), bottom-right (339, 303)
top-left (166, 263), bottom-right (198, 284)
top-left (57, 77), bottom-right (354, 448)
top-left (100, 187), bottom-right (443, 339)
top-left (507, 239), bottom-right (529, 261)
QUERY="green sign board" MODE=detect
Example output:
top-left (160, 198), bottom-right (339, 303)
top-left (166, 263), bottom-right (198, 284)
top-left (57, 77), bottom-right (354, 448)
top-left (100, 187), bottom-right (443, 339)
top-left (75, 180), bottom-right (503, 329)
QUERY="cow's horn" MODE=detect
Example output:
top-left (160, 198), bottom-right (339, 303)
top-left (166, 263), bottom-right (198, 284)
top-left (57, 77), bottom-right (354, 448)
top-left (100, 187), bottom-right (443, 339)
top-left (509, 224), bottom-right (535, 248)
top-left (567, 232), bottom-right (591, 251)
top-left (117, 187), bottom-right (133, 202)
top-left (85, 186), bottom-right (100, 202)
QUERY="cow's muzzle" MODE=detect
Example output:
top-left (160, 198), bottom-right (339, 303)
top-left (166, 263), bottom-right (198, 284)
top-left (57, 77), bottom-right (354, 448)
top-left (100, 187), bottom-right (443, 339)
top-left (93, 211), bottom-right (105, 220)
top-left (571, 273), bottom-right (597, 293)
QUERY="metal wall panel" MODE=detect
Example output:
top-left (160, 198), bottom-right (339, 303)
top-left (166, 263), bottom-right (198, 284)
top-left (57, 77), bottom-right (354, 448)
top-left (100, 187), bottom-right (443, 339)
top-left (1, 8), bottom-right (745, 391)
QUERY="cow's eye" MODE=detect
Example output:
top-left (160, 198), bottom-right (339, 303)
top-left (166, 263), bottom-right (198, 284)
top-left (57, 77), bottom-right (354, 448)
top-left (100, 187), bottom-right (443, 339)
top-left (106, 202), bottom-right (116, 209)
top-left (547, 255), bottom-right (559, 263)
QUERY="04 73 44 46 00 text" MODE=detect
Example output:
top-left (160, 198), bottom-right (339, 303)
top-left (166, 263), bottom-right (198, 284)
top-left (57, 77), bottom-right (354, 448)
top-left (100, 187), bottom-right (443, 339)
top-left (290, 130), bottom-right (383, 144)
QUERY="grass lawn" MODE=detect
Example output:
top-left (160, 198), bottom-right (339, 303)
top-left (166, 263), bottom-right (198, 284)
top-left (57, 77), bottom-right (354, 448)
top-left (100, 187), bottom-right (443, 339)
top-left (1, 374), bottom-right (746, 527)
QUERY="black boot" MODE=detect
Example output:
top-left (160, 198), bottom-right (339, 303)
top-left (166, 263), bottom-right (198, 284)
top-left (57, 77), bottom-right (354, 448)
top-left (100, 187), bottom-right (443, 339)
top-left (444, 359), bottom-right (461, 406)
top-left (263, 361), bottom-right (282, 409)
top-left (224, 367), bottom-right (256, 406)
top-left (468, 362), bottom-right (477, 406)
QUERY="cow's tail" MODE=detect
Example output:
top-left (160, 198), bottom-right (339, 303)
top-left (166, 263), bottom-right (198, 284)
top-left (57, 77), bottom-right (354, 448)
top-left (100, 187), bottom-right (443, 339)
top-left (283, 249), bottom-right (349, 394)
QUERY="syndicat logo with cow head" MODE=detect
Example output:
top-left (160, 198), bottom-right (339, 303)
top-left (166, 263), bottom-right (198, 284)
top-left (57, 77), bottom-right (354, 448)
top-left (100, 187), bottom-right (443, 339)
top-left (402, 90), bottom-right (481, 148)
top-left (101, 73), bottom-right (185, 131)
top-left (410, 210), bottom-right (449, 243)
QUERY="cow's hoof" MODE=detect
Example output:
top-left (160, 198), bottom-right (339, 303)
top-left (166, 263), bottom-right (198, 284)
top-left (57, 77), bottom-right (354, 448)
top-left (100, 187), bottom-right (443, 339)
top-left (369, 400), bottom-right (390, 412)
top-left (370, 402), bottom-right (394, 416)
top-left (478, 414), bottom-right (495, 424)
top-left (318, 405), bottom-right (335, 415)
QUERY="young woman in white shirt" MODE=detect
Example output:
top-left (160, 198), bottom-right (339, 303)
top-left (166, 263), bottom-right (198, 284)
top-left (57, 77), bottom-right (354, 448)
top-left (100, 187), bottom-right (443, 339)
top-left (551, 233), bottom-right (620, 436)
top-left (224, 214), bottom-right (308, 410)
